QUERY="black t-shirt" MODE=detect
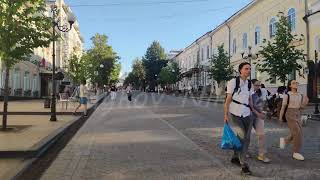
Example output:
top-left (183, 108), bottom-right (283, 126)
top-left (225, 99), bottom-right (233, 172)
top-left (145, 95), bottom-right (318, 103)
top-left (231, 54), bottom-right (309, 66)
top-left (111, 86), bottom-right (116, 91)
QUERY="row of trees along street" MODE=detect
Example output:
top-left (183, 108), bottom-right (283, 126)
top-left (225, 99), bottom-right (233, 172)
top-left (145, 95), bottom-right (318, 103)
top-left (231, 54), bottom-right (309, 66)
top-left (126, 13), bottom-right (306, 95)
top-left (0, 1), bottom-right (120, 130)
top-left (124, 41), bottom-right (180, 91)
top-left (67, 33), bottom-right (121, 87)
top-left (209, 13), bottom-right (306, 94)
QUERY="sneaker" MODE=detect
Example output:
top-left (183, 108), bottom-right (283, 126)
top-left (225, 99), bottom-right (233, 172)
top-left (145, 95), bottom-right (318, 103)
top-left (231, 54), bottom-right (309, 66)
top-left (257, 155), bottom-right (271, 163)
top-left (293, 153), bottom-right (304, 161)
top-left (231, 157), bottom-right (241, 166)
top-left (241, 165), bottom-right (252, 175)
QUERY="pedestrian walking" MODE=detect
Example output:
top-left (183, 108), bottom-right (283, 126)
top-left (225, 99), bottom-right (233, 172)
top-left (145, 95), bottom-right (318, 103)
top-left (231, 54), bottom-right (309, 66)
top-left (126, 83), bottom-right (133, 101)
top-left (73, 80), bottom-right (88, 117)
top-left (224, 62), bottom-right (264, 175)
top-left (251, 79), bottom-right (271, 163)
top-left (279, 80), bottom-right (309, 161)
top-left (110, 84), bottom-right (117, 100)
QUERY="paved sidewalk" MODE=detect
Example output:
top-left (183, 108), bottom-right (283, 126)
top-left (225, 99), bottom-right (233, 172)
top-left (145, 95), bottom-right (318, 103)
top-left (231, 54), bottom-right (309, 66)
top-left (40, 92), bottom-right (242, 180)
top-left (0, 98), bottom-right (97, 113)
top-left (0, 93), bottom-right (107, 179)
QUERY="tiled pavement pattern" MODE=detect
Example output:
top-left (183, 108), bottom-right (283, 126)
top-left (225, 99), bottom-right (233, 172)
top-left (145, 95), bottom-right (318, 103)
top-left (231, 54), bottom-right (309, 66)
top-left (41, 92), bottom-right (320, 180)
top-left (41, 92), bottom-right (244, 180)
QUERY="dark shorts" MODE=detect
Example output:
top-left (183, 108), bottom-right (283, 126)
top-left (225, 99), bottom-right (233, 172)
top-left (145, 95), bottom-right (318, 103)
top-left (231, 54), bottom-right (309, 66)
top-left (80, 97), bottom-right (88, 104)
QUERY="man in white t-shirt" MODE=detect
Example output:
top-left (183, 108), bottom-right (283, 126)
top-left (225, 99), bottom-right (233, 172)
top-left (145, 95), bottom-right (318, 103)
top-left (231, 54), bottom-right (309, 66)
top-left (224, 62), bottom-right (264, 175)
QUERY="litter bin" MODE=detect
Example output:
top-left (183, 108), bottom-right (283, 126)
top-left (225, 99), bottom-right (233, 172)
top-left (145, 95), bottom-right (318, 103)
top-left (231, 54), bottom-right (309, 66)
top-left (44, 98), bottom-right (51, 108)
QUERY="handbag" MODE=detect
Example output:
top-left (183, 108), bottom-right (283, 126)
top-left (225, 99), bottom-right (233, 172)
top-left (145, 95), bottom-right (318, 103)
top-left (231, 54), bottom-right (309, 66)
top-left (221, 123), bottom-right (242, 151)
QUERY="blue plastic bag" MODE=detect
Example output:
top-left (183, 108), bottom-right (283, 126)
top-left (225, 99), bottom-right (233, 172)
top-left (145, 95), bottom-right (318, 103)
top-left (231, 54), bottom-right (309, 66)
top-left (221, 123), bottom-right (242, 151)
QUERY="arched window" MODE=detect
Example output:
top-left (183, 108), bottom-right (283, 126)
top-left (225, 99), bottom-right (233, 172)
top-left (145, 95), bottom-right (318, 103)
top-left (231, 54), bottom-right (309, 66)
top-left (32, 74), bottom-right (38, 92)
top-left (233, 38), bottom-right (237, 54)
top-left (255, 26), bottom-right (261, 45)
top-left (269, 17), bottom-right (277, 38)
top-left (23, 71), bottom-right (30, 91)
top-left (315, 35), bottom-right (320, 52)
top-left (242, 33), bottom-right (248, 49)
top-left (13, 68), bottom-right (21, 90)
top-left (288, 8), bottom-right (296, 31)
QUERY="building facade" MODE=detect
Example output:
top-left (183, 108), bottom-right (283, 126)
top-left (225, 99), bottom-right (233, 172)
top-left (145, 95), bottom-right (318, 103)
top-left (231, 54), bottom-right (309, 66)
top-left (176, 0), bottom-right (320, 95)
top-left (0, 0), bottom-right (84, 98)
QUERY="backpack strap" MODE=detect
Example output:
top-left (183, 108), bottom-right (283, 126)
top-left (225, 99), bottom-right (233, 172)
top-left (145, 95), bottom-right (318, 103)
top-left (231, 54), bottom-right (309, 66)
top-left (232, 76), bottom-right (240, 97)
top-left (231, 76), bottom-right (251, 109)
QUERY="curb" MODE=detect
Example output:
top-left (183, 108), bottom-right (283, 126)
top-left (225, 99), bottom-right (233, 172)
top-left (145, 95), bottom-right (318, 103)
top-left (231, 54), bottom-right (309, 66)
top-left (1, 94), bottom-right (107, 180)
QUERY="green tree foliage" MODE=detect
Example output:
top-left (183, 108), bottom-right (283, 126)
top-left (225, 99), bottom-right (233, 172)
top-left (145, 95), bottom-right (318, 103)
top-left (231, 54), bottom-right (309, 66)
top-left (256, 13), bottom-right (305, 85)
top-left (86, 33), bottom-right (120, 86)
top-left (142, 41), bottom-right (168, 90)
top-left (123, 72), bottom-right (139, 89)
top-left (158, 62), bottom-right (180, 86)
top-left (67, 54), bottom-right (88, 84)
top-left (209, 44), bottom-right (234, 85)
top-left (132, 58), bottom-right (146, 88)
top-left (110, 62), bottom-right (121, 84)
top-left (0, 0), bottom-right (52, 129)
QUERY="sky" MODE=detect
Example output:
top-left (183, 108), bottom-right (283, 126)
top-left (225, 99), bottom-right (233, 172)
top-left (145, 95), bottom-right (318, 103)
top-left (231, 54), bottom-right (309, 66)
top-left (64, 0), bottom-right (253, 77)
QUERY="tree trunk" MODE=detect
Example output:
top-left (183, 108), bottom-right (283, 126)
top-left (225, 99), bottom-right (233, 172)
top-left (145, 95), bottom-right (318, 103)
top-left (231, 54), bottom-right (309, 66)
top-left (2, 66), bottom-right (10, 130)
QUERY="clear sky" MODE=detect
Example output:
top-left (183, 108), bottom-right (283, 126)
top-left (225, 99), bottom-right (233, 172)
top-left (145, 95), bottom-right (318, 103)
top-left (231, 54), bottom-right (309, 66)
top-left (64, 0), bottom-right (252, 77)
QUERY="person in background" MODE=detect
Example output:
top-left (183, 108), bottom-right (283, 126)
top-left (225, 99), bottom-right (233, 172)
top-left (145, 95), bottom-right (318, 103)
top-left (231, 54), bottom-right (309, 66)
top-left (73, 80), bottom-right (88, 117)
top-left (126, 83), bottom-right (133, 101)
top-left (279, 80), bottom-right (309, 161)
top-left (251, 79), bottom-right (271, 163)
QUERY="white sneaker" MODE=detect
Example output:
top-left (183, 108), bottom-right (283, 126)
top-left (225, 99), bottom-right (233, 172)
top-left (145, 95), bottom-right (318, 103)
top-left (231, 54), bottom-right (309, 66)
top-left (293, 153), bottom-right (304, 161)
top-left (280, 137), bottom-right (285, 149)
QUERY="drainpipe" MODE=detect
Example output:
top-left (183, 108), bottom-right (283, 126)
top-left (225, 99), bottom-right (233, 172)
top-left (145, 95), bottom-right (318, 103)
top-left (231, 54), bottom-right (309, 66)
top-left (303, 0), bottom-right (310, 61)
top-left (226, 23), bottom-right (231, 64)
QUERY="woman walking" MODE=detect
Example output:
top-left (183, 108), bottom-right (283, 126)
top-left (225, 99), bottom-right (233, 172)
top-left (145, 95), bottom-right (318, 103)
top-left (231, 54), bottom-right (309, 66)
top-left (279, 80), bottom-right (309, 160)
top-left (73, 80), bottom-right (88, 117)
top-left (251, 79), bottom-right (271, 163)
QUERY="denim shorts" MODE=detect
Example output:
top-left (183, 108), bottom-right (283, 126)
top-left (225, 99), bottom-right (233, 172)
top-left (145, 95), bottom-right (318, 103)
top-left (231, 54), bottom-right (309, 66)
top-left (80, 97), bottom-right (88, 104)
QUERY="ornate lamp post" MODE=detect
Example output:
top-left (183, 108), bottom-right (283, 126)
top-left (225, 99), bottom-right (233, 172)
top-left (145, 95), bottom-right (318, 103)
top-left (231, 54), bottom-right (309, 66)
top-left (241, 46), bottom-right (259, 80)
top-left (50, 1), bottom-right (75, 121)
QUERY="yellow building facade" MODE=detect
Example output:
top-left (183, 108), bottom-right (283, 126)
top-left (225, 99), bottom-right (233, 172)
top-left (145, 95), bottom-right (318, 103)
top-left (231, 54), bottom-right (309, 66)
top-left (176, 0), bottom-right (320, 95)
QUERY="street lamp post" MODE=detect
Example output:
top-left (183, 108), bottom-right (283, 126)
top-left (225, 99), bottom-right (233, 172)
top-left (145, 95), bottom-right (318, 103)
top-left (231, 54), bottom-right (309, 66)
top-left (314, 50), bottom-right (319, 115)
top-left (241, 46), bottom-right (259, 80)
top-left (50, 2), bottom-right (75, 121)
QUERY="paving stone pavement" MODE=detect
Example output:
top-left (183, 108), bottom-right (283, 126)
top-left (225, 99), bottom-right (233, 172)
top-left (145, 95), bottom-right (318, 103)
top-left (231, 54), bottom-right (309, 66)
top-left (40, 92), bottom-right (246, 180)
top-left (151, 94), bottom-right (320, 180)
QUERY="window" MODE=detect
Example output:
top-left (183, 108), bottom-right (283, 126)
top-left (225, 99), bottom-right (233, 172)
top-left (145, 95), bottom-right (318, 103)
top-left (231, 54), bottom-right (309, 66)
top-left (315, 35), bottom-right (320, 52)
top-left (270, 76), bottom-right (276, 84)
top-left (269, 17), bottom-right (277, 38)
top-left (13, 69), bottom-right (20, 90)
top-left (32, 74), bottom-right (37, 92)
top-left (207, 46), bottom-right (210, 59)
top-left (242, 33), bottom-right (248, 49)
top-left (0, 71), bottom-right (3, 88)
top-left (23, 71), bottom-right (30, 91)
top-left (288, 8), bottom-right (296, 31)
top-left (255, 27), bottom-right (261, 45)
top-left (201, 48), bottom-right (204, 61)
top-left (233, 39), bottom-right (237, 54)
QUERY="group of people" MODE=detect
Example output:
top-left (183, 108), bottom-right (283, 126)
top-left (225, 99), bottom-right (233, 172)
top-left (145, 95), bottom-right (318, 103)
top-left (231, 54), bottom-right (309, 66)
top-left (224, 62), bottom-right (309, 175)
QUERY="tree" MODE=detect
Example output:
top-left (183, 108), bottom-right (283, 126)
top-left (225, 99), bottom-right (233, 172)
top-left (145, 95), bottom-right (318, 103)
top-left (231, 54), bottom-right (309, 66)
top-left (256, 13), bottom-right (305, 85)
top-left (131, 58), bottom-right (146, 89)
top-left (67, 53), bottom-right (89, 85)
top-left (123, 72), bottom-right (139, 89)
top-left (142, 41), bottom-right (167, 90)
top-left (86, 33), bottom-right (119, 86)
top-left (158, 62), bottom-right (180, 88)
top-left (209, 44), bottom-right (234, 86)
top-left (109, 62), bottom-right (121, 84)
top-left (0, 0), bottom-right (52, 130)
